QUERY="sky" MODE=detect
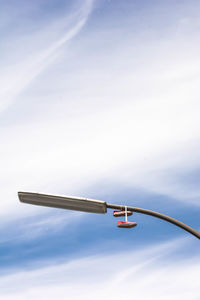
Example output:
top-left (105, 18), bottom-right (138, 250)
top-left (0, 0), bottom-right (200, 299)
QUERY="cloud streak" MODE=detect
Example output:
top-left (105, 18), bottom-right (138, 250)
top-left (1, 0), bottom-right (200, 220)
top-left (0, 0), bottom-right (93, 112)
top-left (1, 2), bottom-right (200, 299)
top-left (1, 237), bottom-right (199, 300)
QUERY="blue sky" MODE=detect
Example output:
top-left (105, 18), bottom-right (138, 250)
top-left (1, 0), bottom-right (200, 299)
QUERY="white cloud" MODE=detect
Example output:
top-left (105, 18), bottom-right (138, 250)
top-left (1, 237), bottom-right (199, 300)
top-left (1, 4), bottom-right (199, 300)
top-left (0, 210), bottom-right (82, 243)
top-left (1, 61), bottom-right (200, 217)
top-left (1, 0), bottom-right (200, 220)
top-left (0, 0), bottom-right (93, 112)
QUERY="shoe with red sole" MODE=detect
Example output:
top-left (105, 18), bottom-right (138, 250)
top-left (117, 221), bottom-right (137, 228)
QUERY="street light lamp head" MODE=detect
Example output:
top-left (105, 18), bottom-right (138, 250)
top-left (18, 192), bottom-right (107, 214)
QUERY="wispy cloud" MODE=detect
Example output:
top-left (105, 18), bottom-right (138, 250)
top-left (1, 0), bottom-right (200, 221)
top-left (0, 210), bottom-right (82, 244)
top-left (1, 2), bottom-right (200, 299)
top-left (0, 0), bottom-right (93, 112)
top-left (1, 237), bottom-right (199, 299)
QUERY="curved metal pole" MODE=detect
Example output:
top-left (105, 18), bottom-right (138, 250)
top-left (107, 203), bottom-right (200, 239)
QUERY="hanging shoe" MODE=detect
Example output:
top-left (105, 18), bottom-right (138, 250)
top-left (113, 210), bottom-right (133, 217)
top-left (117, 221), bottom-right (137, 228)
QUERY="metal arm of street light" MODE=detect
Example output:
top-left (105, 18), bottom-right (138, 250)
top-left (18, 192), bottom-right (200, 239)
top-left (106, 203), bottom-right (200, 239)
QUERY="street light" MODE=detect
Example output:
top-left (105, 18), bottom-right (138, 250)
top-left (18, 191), bottom-right (200, 239)
top-left (18, 192), bottom-right (107, 214)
